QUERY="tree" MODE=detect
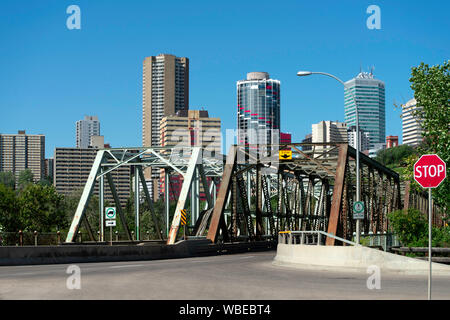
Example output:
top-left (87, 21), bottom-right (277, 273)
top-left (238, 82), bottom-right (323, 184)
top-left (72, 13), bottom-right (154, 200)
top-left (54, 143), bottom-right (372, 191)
top-left (63, 187), bottom-right (100, 235)
top-left (0, 172), bottom-right (16, 189)
top-left (375, 145), bottom-right (417, 168)
top-left (18, 184), bottom-right (67, 232)
top-left (18, 169), bottom-right (34, 190)
top-left (0, 184), bottom-right (20, 232)
top-left (409, 61), bottom-right (450, 211)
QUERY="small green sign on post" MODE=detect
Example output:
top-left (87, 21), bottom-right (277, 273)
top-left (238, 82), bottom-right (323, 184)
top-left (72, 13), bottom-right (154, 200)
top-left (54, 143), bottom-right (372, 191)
top-left (353, 201), bottom-right (364, 220)
top-left (105, 207), bottom-right (116, 220)
top-left (105, 207), bottom-right (116, 246)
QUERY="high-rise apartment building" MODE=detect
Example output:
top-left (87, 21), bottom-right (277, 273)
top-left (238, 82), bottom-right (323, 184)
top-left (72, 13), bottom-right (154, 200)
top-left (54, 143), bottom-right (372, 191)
top-left (347, 125), bottom-right (370, 152)
top-left (237, 72), bottom-right (280, 147)
top-left (142, 54), bottom-right (189, 148)
top-left (160, 109), bottom-right (221, 152)
top-left (76, 116), bottom-right (100, 149)
top-left (344, 71), bottom-right (385, 150)
top-left (0, 130), bottom-right (45, 184)
top-left (401, 98), bottom-right (423, 147)
top-left (142, 54), bottom-right (189, 196)
top-left (159, 109), bottom-right (221, 200)
top-left (312, 121), bottom-right (347, 157)
top-left (53, 147), bottom-right (131, 206)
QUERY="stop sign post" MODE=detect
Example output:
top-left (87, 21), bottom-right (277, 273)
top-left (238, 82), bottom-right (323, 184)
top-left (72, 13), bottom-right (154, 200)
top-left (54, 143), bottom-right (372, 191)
top-left (413, 154), bottom-right (446, 300)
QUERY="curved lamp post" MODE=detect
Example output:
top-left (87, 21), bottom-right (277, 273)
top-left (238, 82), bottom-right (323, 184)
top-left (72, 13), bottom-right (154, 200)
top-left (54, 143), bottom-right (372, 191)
top-left (297, 71), bottom-right (362, 244)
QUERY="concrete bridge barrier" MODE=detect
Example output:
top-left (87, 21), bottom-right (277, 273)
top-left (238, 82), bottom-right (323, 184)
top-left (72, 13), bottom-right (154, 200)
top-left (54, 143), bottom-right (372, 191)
top-left (274, 243), bottom-right (450, 276)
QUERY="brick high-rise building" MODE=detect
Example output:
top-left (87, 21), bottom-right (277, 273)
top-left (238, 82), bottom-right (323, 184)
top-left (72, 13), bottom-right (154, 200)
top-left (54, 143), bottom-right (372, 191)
top-left (0, 130), bottom-right (45, 185)
top-left (159, 109), bottom-right (221, 200)
top-left (142, 54), bottom-right (189, 198)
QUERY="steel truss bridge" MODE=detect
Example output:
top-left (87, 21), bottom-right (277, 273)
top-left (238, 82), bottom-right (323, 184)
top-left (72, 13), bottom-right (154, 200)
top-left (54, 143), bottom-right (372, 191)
top-left (65, 143), bottom-right (440, 246)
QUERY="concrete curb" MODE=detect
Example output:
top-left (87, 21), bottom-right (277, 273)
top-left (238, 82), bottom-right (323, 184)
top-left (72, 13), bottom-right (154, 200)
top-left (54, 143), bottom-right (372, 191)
top-left (273, 244), bottom-right (450, 276)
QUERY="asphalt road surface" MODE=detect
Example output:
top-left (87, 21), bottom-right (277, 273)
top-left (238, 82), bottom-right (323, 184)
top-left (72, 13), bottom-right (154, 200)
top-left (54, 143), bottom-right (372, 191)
top-left (0, 251), bottom-right (449, 300)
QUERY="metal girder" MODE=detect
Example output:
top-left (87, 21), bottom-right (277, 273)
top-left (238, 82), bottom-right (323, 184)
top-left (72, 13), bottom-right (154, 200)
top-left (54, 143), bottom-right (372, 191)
top-left (207, 146), bottom-right (237, 243)
top-left (137, 167), bottom-right (163, 240)
top-left (65, 150), bottom-right (105, 243)
top-left (106, 172), bottom-right (132, 241)
top-left (326, 144), bottom-right (348, 245)
top-left (167, 147), bottom-right (201, 244)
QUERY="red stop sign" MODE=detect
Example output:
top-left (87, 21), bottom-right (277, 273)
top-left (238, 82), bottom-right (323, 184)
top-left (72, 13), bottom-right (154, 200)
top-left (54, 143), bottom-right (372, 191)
top-left (414, 154), bottom-right (446, 188)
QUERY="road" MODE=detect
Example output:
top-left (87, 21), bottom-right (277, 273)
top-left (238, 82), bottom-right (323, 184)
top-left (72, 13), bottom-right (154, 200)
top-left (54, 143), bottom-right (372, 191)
top-left (0, 251), bottom-right (449, 299)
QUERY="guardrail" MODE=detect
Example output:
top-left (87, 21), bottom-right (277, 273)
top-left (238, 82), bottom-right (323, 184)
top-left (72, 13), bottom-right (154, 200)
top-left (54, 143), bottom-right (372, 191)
top-left (278, 231), bottom-right (358, 246)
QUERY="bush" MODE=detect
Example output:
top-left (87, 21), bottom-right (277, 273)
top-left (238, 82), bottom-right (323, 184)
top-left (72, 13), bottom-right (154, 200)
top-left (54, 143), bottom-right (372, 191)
top-left (388, 209), bottom-right (428, 247)
top-left (388, 208), bottom-right (450, 247)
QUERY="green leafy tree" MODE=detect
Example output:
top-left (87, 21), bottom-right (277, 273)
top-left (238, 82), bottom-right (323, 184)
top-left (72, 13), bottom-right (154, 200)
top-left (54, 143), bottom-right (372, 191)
top-left (409, 60), bottom-right (450, 211)
top-left (0, 172), bottom-right (16, 189)
top-left (63, 187), bottom-right (101, 236)
top-left (375, 145), bottom-right (417, 168)
top-left (0, 184), bottom-right (20, 232)
top-left (388, 208), bottom-right (449, 247)
top-left (18, 184), bottom-right (67, 232)
top-left (18, 169), bottom-right (34, 190)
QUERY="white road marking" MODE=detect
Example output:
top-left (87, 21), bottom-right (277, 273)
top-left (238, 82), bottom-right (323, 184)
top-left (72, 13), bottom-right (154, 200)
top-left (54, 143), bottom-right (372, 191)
top-left (109, 264), bottom-right (145, 269)
top-left (189, 255), bottom-right (255, 263)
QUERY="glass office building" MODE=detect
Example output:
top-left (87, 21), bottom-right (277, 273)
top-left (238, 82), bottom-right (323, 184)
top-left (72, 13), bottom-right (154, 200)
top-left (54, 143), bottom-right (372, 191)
top-left (237, 72), bottom-right (280, 147)
top-left (344, 72), bottom-right (385, 149)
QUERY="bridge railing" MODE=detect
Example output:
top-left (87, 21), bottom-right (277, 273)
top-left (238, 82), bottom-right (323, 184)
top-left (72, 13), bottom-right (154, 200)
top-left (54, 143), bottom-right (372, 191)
top-left (278, 231), bottom-right (358, 246)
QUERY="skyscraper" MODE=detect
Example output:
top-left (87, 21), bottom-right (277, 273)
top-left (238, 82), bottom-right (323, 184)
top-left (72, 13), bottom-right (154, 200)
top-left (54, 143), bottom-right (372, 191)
top-left (311, 120), bottom-right (347, 156)
top-left (142, 54), bottom-right (189, 195)
top-left (76, 116), bottom-right (100, 149)
top-left (159, 109), bottom-right (221, 200)
top-left (401, 98), bottom-right (423, 147)
top-left (0, 130), bottom-right (45, 184)
top-left (142, 54), bottom-right (189, 149)
top-left (237, 72), bottom-right (280, 147)
top-left (344, 71), bottom-right (385, 150)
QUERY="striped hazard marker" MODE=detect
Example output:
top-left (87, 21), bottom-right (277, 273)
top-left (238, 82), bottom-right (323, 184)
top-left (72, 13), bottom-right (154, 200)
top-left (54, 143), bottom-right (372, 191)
top-left (180, 209), bottom-right (187, 226)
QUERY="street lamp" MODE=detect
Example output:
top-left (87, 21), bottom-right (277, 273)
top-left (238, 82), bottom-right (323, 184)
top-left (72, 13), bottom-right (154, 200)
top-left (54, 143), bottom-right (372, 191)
top-left (297, 71), bottom-right (362, 244)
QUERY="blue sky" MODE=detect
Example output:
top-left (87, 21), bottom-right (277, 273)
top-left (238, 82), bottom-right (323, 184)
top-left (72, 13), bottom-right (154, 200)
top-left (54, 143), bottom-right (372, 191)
top-left (0, 0), bottom-right (448, 158)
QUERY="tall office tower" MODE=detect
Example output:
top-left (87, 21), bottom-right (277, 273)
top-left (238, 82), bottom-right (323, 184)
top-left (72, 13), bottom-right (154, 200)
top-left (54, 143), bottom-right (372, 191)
top-left (76, 116), bottom-right (100, 149)
top-left (402, 98), bottom-right (423, 147)
top-left (312, 121), bottom-right (347, 157)
top-left (159, 109), bottom-right (221, 200)
top-left (0, 130), bottom-right (45, 184)
top-left (344, 71), bottom-right (385, 150)
top-left (237, 72), bottom-right (280, 148)
top-left (347, 125), bottom-right (370, 152)
top-left (142, 54), bottom-right (189, 196)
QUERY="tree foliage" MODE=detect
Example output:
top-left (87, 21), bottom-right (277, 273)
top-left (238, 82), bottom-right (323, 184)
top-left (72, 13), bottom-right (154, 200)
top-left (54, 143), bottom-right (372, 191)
top-left (0, 172), bottom-right (16, 189)
top-left (375, 144), bottom-right (417, 168)
top-left (0, 184), bottom-right (20, 232)
top-left (388, 209), bottom-right (450, 247)
top-left (18, 184), bottom-right (67, 232)
top-left (409, 61), bottom-right (450, 211)
top-left (18, 169), bottom-right (34, 190)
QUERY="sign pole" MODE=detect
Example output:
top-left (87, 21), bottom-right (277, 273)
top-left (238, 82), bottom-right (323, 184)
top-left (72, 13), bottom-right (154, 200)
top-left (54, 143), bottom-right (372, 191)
top-left (428, 187), bottom-right (432, 300)
top-left (110, 226), bottom-right (113, 246)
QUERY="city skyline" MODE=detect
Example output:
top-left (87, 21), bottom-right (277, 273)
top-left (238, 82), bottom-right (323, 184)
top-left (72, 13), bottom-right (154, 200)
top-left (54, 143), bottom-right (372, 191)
top-left (0, 1), bottom-right (448, 158)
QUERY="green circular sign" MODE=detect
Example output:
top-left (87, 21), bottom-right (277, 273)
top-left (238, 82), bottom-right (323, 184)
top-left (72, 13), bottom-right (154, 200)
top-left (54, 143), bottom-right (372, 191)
top-left (353, 201), bottom-right (364, 214)
top-left (105, 207), bottom-right (116, 219)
